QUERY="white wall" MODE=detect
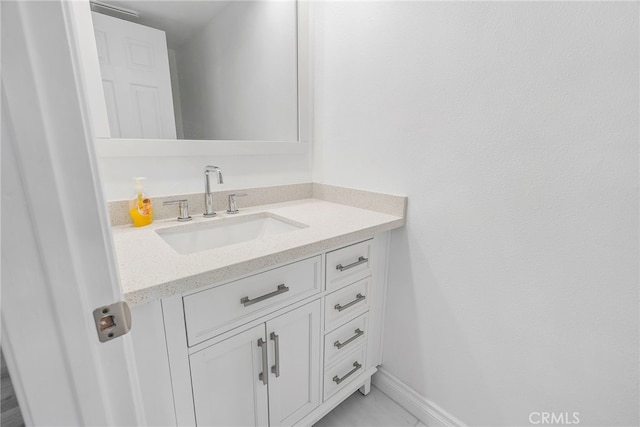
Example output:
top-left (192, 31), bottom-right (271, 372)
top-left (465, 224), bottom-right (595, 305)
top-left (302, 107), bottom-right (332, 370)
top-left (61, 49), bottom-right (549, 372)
top-left (98, 151), bottom-right (311, 200)
top-left (177, 0), bottom-right (298, 140)
top-left (312, 2), bottom-right (639, 426)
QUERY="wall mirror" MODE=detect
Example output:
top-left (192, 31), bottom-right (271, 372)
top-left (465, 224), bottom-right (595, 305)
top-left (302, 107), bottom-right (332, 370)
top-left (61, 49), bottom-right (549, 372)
top-left (83, 0), bottom-right (307, 146)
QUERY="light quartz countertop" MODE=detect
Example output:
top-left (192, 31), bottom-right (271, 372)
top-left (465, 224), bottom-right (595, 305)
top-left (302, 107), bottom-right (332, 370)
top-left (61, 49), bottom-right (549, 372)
top-left (113, 197), bottom-right (405, 306)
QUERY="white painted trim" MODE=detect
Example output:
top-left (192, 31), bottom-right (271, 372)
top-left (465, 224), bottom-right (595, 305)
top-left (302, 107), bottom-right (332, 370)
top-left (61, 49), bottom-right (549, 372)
top-left (372, 368), bottom-right (467, 427)
top-left (297, 0), bottom-right (312, 145)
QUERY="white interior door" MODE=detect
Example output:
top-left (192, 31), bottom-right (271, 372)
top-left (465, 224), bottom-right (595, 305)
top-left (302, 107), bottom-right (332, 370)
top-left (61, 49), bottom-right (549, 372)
top-left (91, 11), bottom-right (177, 139)
top-left (1, 1), bottom-right (144, 424)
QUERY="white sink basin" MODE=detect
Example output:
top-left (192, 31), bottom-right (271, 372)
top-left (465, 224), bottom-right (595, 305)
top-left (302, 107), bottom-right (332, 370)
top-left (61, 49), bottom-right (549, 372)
top-left (156, 212), bottom-right (308, 254)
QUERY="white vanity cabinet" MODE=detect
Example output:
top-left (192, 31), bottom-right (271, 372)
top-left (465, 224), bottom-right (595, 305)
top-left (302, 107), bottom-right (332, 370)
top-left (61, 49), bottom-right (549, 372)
top-left (190, 300), bottom-right (321, 426)
top-left (131, 233), bottom-right (391, 427)
top-left (321, 239), bottom-right (374, 401)
top-left (183, 256), bottom-right (322, 346)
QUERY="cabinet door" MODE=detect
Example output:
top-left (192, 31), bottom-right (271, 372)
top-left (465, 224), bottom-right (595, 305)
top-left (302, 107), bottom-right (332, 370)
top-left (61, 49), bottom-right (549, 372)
top-left (190, 324), bottom-right (269, 427)
top-left (267, 300), bottom-right (321, 426)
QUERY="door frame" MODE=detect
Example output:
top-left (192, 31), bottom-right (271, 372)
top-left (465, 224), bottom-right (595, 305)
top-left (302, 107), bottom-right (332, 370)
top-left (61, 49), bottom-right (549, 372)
top-left (1, 1), bottom-right (144, 424)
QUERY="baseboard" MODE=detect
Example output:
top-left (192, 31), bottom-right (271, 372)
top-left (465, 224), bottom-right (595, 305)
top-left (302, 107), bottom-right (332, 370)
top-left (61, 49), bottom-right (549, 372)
top-left (372, 368), bottom-right (466, 427)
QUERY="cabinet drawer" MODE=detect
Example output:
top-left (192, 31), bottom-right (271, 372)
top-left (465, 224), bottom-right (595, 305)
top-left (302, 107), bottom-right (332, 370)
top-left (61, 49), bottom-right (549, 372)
top-left (323, 346), bottom-right (367, 401)
top-left (324, 313), bottom-right (368, 366)
top-left (325, 278), bottom-right (370, 332)
top-left (183, 256), bottom-right (321, 346)
top-left (325, 240), bottom-right (372, 291)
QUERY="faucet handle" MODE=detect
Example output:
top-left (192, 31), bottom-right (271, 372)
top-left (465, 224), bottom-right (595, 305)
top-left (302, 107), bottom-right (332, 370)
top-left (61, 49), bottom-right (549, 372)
top-left (163, 199), bottom-right (192, 222)
top-left (227, 193), bottom-right (248, 214)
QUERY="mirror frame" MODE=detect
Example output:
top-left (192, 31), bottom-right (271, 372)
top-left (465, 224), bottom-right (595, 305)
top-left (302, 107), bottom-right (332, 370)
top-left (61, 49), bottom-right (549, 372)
top-left (69, 0), bottom-right (311, 158)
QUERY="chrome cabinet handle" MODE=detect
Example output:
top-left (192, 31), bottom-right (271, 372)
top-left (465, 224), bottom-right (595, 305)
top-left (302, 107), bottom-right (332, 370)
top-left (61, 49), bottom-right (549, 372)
top-left (336, 256), bottom-right (368, 272)
top-left (334, 293), bottom-right (366, 312)
top-left (333, 361), bottom-right (362, 385)
top-left (258, 338), bottom-right (268, 385)
top-left (270, 332), bottom-right (280, 377)
top-left (241, 284), bottom-right (289, 307)
top-left (334, 328), bottom-right (364, 350)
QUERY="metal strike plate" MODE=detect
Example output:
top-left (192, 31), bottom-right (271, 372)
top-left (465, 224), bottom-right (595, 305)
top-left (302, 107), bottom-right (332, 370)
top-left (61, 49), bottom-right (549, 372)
top-left (93, 301), bottom-right (132, 343)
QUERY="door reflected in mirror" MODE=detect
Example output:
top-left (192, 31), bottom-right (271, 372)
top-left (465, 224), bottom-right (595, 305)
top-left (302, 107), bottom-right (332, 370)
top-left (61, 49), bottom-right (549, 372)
top-left (90, 0), bottom-right (298, 141)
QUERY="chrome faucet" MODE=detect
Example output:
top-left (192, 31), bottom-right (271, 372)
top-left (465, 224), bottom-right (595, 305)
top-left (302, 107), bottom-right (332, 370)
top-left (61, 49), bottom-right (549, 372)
top-left (203, 165), bottom-right (223, 217)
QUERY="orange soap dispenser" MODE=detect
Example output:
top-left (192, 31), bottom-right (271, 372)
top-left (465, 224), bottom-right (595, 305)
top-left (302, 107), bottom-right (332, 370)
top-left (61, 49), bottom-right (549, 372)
top-left (129, 177), bottom-right (153, 227)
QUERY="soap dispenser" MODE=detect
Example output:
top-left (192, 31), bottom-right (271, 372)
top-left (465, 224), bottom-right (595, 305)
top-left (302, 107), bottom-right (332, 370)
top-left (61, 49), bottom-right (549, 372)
top-left (129, 177), bottom-right (153, 227)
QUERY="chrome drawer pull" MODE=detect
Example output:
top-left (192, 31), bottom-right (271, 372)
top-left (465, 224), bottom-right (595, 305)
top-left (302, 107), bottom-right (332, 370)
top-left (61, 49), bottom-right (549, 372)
top-left (270, 332), bottom-right (280, 378)
top-left (334, 293), bottom-right (366, 312)
top-left (334, 328), bottom-right (364, 350)
top-left (241, 284), bottom-right (289, 307)
top-left (333, 361), bottom-right (362, 385)
top-left (336, 256), bottom-right (368, 272)
top-left (257, 338), bottom-right (268, 385)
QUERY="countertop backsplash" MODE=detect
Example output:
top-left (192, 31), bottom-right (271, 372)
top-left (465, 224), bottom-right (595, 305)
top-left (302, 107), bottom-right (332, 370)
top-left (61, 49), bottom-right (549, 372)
top-left (108, 183), bottom-right (406, 227)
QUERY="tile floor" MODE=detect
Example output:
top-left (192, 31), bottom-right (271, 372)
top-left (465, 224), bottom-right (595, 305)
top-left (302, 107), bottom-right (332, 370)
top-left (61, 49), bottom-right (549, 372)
top-left (0, 368), bottom-right (417, 427)
top-left (1, 350), bottom-right (24, 427)
top-left (313, 385), bottom-right (425, 427)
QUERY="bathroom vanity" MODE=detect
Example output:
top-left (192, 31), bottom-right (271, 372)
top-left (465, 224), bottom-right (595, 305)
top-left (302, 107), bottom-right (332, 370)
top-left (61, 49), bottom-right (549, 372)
top-left (111, 184), bottom-right (406, 426)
